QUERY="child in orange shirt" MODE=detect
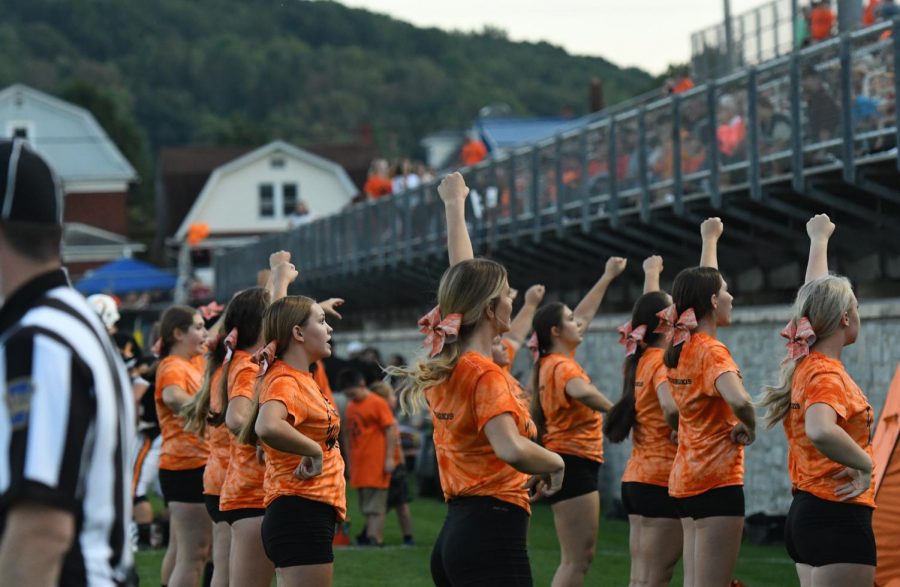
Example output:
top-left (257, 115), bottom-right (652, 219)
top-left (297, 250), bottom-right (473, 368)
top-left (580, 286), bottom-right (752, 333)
top-left (605, 255), bottom-right (683, 587)
top-left (238, 295), bottom-right (345, 587)
top-left (760, 215), bottom-right (875, 586)
top-left (389, 172), bottom-right (564, 586)
top-left (154, 305), bottom-right (211, 587)
top-left (662, 218), bottom-right (756, 587)
top-left (339, 369), bottom-right (398, 546)
top-left (529, 256), bottom-right (625, 586)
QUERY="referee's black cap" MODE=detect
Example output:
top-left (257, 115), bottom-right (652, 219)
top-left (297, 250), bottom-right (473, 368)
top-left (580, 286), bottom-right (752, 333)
top-left (0, 138), bottom-right (63, 225)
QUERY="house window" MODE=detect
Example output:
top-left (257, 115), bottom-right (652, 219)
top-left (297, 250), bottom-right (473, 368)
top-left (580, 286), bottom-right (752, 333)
top-left (12, 127), bottom-right (27, 139)
top-left (259, 183), bottom-right (274, 217)
top-left (283, 183), bottom-right (298, 216)
top-left (270, 157), bottom-right (285, 169)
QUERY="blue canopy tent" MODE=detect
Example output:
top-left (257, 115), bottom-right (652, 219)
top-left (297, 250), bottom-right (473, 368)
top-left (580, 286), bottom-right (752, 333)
top-left (76, 258), bottom-right (177, 295)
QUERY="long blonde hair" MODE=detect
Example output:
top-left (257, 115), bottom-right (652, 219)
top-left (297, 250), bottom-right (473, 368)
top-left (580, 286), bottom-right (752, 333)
top-left (758, 275), bottom-right (855, 428)
top-left (237, 295), bottom-right (316, 445)
top-left (387, 258), bottom-right (507, 415)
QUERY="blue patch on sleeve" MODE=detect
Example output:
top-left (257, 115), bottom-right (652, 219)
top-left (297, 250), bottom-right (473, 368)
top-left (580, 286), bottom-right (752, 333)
top-left (6, 378), bottom-right (34, 429)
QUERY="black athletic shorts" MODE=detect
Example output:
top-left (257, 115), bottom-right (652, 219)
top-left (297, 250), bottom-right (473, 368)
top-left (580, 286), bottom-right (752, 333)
top-left (785, 490), bottom-right (876, 567)
top-left (223, 507), bottom-right (266, 525)
top-left (261, 496), bottom-right (337, 568)
top-left (158, 467), bottom-right (205, 504)
top-left (621, 482), bottom-right (680, 519)
top-left (388, 466), bottom-right (412, 509)
top-left (675, 485), bottom-right (744, 519)
top-left (204, 494), bottom-right (227, 524)
top-left (431, 496), bottom-right (532, 586)
top-left (545, 453), bottom-right (600, 505)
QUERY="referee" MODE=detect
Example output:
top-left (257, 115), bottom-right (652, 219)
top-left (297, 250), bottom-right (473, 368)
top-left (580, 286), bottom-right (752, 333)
top-left (0, 139), bottom-right (135, 586)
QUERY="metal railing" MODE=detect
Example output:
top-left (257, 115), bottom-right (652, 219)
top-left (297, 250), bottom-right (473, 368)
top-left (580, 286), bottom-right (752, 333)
top-left (691, 0), bottom-right (796, 80)
top-left (214, 20), bottom-right (900, 298)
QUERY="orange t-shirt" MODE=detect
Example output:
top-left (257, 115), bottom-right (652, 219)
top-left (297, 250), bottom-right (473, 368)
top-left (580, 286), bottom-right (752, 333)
top-left (810, 6), bottom-right (835, 40)
top-left (203, 367), bottom-right (232, 496)
top-left (220, 351), bottom-right (265, 511)
top-left (622, 348), bottom-right (677, 487)
top-left (461, 140), bottom-right (488, 166)
top-left (426, 352), bottom-right (536, 513)
top-left (191, 354), bottom-right (206, 372)
top-left (538, 353), bottom-right (603, 463)
top-left (313, 360), bottom-right (335, 407)
top-left (784, 352), bottom-right (875, 508)
top-left (345, 393), bottom-right (396, 489)
top-left (156, 355), bottom-right (210, 470)
top-left (364, 176), bottom-right (393, 199)
top-left (666, 332), bottom-right (743, 497)
top-left (258, 362), bottom-right (346, 519)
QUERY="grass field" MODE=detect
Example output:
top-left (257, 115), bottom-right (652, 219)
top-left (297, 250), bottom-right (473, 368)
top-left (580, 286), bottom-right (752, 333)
top-left (137, 490), bottom-right (800, 586)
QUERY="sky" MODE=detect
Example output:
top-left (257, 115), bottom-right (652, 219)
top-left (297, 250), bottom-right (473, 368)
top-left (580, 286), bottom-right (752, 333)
top-left (337, 0), bottom-right (772, 75)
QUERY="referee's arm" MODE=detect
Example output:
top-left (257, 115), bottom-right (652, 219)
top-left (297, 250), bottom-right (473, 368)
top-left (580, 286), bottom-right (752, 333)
top-left (0, 331), bottom-right (95, 587)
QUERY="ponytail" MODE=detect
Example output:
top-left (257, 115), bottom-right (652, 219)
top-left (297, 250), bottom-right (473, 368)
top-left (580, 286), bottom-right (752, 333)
top-left (182, 335), bottom-right (227, 436)
top-left (604, 349), bottom-right (643, 442)
top-left (759, 359), bottom-right (801, 428)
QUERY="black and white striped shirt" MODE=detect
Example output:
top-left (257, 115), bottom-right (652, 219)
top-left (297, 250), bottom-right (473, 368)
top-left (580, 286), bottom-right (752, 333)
top-left (0, 270), bottom-right (134, 586)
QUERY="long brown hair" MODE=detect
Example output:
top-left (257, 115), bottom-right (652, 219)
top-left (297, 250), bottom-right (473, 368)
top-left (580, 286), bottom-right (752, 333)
top-left (527, 302), bottom-right (566, 440)
top-left (238, 295), bottom-right (316, 446)
top-left (386, 258), bottom-right (508, 415)
top-left (604, 291), bottom-right (670, 442)
top-left (663, 267), bottom-right (723, 369)
top-left (159, 305), bottom-right (198, 357)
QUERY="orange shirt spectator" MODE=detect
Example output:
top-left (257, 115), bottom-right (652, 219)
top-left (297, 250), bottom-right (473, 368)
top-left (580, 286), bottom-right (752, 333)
top-left (810, 4), bottom-right (836, 41)
top-left (671, 77), bottom-right (695, 94)
top-left (864, 0), bottom-right (881, 26)
top-left (461, 138), bottom-right (488, 166)
top-left (364, 175), bottom-right (393, 200)
top-left (666, 332), bottom-right (743, 498)
top-left (717, 117), bottom-right (747, 157)
top-left (622, 348), bottom-right (677, 487)
top-left (538, 353), bottom-right (604, 463)
top-left (203, 367), bottom-right (232, 496)
top-left (426, 352), bottom-right (536, 512)
top-left (156, 355), bottom-right (210, 470)
top-left (345, 392), bottom-right (396, 489)
top-left (258, 361), bottom-right (346, 520)
top-left (219, 350), bottom-right (265, 512)
top-left (784, 352), bottom-right (875, 507)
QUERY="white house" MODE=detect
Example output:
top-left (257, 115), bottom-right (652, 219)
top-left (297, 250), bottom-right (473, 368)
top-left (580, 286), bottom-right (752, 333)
top-left (0, 84), bottom-right (142, 274)
top-left (174, 140), bottom-right (357, 245)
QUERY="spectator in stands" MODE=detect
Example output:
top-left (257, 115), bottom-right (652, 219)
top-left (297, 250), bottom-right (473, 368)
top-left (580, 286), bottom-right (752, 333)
top-left (716, 94), bottom-right (747, 162)
top-left (667, 72), bottom-right (695, 96)
top-left (810, 1), bottom-right (836, 43)
top-left (877, 0), bottom-right (900, 20)
top-left (460, 131), bottom-right (488, 167)
top-left (796, 5), bottom-right (812, 48)
top-left (287, 199), bottom-right (313, 228)
top-left (864, 0), bottom-right (882, 26)
top-left (364, 159), bottom-right (393, 200)
top-left (759, 97), bottom-right (793, 171)
top-left (803, 67), bottom-right (841, 149)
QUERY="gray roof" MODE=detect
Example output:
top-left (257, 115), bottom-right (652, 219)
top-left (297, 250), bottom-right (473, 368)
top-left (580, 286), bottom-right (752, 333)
top-left (0, 84), bottom-right (137, 184)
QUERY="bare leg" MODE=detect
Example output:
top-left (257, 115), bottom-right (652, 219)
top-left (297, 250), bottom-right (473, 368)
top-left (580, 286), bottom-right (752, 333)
top-left (276, 563), bottom-right (333, 587)
top-left (229, 516), bottom-right (275, 587)
top-left (809, 563), bottom-right (875, 587)
top-left (396, 503), bottom-right (414, 537)
top-left (367, 513), bottom-right (386, 544)
top-left (550, 491), bottom-right (600, 587)
top-left (680, 517), bottom-right (695, 587)
top-left (796, 563), bottom-right (813, 587)
top-left (134, 500), bottom-right (153, 525)
top-left (161, 523), bottom-right (177, 585)
top-left (210, 520), bottom-right (231, 587)
top-left (628, 515), bottom-right (682, 587)
top-left (693, 516), bottom-right (744, 587)
top-left (167, 502), bottom-right (213, 587)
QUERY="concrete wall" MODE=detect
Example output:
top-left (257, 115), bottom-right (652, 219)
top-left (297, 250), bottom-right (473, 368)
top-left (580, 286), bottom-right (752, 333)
top-left (333, 299), bottom-right (900, 516)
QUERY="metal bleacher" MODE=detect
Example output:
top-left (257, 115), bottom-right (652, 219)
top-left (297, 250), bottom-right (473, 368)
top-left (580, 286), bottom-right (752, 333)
top-left (214, 19), bottom-right (900, 322)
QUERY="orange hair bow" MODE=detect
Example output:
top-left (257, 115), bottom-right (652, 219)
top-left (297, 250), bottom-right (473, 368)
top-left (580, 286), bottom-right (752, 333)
top-left (251, 341), bottom-right (278, 376)
top-left (617, 320), bottom-right (648, 357)
top-left (781, 317), bottom-right (817, 362)
top-left (654, 305), bottom-right (698, 347)
top-left (223, 327), bottom-right (239, 363)
top-left (418, 306), bottom-right (462, 358)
